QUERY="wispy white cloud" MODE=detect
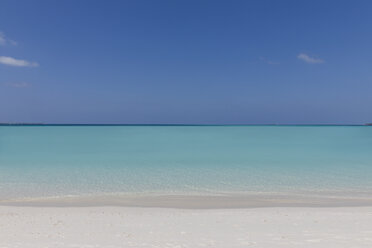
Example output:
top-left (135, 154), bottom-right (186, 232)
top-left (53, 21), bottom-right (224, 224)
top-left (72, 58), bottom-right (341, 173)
top-left (0, 56), bottom-right (39, 67)
top-left (0, 32), bottom-right (17, 46)
top-left (259, 57), bottom-right (280, 65)
top-left (0, 35), bottom-right (5, 46)
top-left (3, 82), bottom-right (31, 88)
top-left (297, 53), bottom-right (324, 64)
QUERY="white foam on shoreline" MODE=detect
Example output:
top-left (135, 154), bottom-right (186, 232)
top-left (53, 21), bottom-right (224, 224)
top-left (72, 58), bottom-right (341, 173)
top-left (2, 192), bottom-right (372, 208)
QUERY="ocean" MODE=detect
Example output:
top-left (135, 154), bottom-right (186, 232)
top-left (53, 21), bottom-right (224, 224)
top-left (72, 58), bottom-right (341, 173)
top-left (1, 125), bottom-right (372, 202)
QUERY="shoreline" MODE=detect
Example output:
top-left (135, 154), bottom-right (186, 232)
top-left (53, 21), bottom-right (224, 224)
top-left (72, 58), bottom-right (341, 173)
top-left (2, 192), bottom-right (372, 208)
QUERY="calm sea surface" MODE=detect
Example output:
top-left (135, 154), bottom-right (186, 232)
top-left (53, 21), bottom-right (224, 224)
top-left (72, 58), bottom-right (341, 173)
top-left (1, 126), bottom-right (372, 200)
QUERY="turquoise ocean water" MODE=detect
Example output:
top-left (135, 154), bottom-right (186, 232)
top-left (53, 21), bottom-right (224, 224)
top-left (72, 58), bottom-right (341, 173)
top-left (1, 125), bottom-right (372, 201)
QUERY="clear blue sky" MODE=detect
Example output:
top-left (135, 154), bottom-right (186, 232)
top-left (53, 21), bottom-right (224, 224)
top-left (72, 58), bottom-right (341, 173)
top-left (1, 0), bottom-right (371, 124)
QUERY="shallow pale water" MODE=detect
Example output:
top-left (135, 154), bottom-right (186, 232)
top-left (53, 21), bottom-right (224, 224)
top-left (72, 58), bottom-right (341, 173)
top-left (1, 125), bottom-right (372, 201)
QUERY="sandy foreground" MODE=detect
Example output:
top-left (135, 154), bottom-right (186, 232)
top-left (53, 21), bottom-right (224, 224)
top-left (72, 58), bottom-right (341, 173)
top-left (0, 206), bottom-right (372, 248)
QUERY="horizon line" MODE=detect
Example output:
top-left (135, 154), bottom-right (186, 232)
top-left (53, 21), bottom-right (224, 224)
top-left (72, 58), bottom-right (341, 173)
top-left (1, 123), bottom-right (371, 126)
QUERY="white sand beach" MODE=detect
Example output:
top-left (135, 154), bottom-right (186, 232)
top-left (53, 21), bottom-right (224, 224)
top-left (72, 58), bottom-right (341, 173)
top-left (1, 206), bottom-right (372, 248)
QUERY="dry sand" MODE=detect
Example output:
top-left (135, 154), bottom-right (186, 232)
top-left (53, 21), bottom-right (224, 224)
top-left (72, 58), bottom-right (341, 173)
top-left (1, 206), bottom-right (372, 248)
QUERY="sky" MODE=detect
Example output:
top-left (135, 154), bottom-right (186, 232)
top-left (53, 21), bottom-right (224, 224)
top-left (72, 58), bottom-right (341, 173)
top-left (0, 0), bottom-right (371, 124)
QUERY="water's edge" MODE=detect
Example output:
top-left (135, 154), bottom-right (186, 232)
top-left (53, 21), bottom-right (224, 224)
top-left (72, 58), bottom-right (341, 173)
top-left (2, 192), bottom-right (372, 209)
